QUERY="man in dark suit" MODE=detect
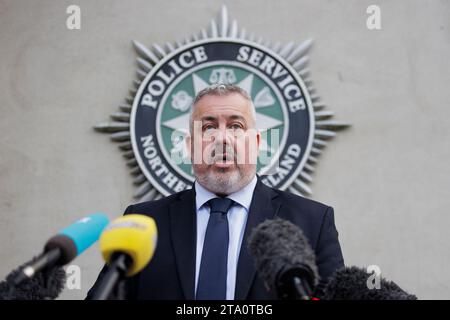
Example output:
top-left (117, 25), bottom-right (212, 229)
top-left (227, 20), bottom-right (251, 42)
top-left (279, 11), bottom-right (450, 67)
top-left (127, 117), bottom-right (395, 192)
top-left (87, 84), bottom-right (344, 300)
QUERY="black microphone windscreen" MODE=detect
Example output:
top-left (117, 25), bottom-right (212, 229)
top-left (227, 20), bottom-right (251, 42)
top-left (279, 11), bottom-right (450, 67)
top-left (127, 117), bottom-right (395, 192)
top-left (0, 256), bottom-right (66, 300)
top-left (316, 266), bottom-right (417, 300)
top-left (247, 217), bottom-right (319, 293)
top-left (44, 234), bottom-right (78, 265)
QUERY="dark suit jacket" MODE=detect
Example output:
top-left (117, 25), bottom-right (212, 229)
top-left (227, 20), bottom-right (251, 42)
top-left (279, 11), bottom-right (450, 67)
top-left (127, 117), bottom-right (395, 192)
top-left (87, 177), bottom-right (344, 300)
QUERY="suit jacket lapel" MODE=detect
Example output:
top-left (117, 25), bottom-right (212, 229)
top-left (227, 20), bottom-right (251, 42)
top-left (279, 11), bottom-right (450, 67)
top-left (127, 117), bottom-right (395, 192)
top-left (234, 177), bottom-right (280, 299)
top-left (169, 189), bottom-right (197, 300)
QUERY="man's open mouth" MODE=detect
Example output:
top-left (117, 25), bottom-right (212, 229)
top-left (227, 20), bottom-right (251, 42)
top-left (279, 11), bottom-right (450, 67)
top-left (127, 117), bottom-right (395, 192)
top-left (211, 152), bottom-right (235, 163)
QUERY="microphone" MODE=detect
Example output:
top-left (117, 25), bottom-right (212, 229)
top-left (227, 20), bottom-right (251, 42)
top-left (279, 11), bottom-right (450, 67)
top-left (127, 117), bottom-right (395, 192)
top-left (248, 217), bottom-right (319, 300)
top-left (13, 213), bottom-right (110, 285)
top-left (90, 214), bottom-right (158, 300)
top-left (314, 266), bottom-right (417, 300)
top-left (0, 258), bottom-right (66, 300)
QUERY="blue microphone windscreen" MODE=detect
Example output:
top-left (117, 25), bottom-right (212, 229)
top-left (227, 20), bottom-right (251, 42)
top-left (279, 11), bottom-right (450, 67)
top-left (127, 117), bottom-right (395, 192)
top-left (58, 213), bottom-right (110, 255)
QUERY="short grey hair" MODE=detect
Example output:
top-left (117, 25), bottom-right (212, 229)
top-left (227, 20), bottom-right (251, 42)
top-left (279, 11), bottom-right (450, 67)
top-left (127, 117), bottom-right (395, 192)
top-left (189, 83), bottom-right (256, 132)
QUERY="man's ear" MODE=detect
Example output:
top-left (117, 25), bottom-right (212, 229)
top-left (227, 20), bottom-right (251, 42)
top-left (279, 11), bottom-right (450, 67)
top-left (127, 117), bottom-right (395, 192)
top-left (256, 130), bottom-right (261, 149)
top-left (185, 132), bottom-right (192, 158)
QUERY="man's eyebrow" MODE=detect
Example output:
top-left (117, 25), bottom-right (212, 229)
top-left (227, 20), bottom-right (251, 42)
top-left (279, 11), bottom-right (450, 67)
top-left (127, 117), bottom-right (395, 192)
top-left (200, 116), bottom-right (218, 122)
top-left (199, 115), bottom-right (247, 123)
top-left (228, 115), bottom-right (247, 123)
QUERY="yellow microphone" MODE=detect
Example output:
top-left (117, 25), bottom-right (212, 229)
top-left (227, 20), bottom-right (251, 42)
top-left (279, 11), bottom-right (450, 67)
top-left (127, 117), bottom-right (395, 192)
top-left (91, 214), bottom-right (157, 300)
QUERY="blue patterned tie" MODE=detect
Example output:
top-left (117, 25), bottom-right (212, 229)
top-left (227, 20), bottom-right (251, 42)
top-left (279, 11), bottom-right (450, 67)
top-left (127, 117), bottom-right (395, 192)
top-left (196, 197), bottom-right (234, 300)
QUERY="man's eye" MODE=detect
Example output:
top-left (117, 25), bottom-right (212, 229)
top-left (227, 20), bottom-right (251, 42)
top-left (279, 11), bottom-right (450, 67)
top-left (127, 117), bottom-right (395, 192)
top-left (229, 123), bottom-right (243, 129)
top-left (203, 125), bottom-right (215, 131)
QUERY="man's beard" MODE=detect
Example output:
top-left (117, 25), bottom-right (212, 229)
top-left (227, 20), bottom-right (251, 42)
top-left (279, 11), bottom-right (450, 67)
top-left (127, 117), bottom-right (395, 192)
top-left (194, 164), bottom-right (256, 196)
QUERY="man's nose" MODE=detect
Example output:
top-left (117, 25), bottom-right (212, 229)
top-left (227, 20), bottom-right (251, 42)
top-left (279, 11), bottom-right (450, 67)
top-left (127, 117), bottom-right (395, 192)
top-left (214, 125), bottom-right (233, 144)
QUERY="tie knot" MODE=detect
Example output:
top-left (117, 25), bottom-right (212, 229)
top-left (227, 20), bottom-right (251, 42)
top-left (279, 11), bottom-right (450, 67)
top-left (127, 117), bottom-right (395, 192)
top-left (208, 198), bottom-right (234, 215)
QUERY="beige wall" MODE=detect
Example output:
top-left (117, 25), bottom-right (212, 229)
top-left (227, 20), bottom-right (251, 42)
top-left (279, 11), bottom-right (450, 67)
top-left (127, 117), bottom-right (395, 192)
top-left (0, 0), bottom-right (449, 299)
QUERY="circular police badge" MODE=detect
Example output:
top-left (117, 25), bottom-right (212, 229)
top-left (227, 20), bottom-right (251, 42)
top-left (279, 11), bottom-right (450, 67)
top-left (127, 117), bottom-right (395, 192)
top-left (130, 40), bottom-right (314, 196)
top-left (95, 6), bottom-right (349, 200)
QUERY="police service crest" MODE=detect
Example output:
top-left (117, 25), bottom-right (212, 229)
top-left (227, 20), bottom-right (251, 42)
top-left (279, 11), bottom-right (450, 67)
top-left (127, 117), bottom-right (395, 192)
top-left (95, 6), bottom-right (349, 200)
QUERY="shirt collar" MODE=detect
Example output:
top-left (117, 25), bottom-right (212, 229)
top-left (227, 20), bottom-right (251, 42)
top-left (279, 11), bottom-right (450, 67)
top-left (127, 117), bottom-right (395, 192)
top-left (195, 175), bottom-right (257, 211)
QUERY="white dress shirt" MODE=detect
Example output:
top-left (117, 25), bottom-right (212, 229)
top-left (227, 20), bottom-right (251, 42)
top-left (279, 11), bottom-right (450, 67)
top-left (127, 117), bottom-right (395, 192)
top-left (194, 176), bottom-right (257, 300)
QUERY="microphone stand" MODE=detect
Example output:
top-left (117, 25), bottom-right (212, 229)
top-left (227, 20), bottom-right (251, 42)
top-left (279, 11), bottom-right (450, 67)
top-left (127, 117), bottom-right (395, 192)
top-left (277, 266), bottom-right (314, 300)
top-left (91, 252), bottom-right (132, 300)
